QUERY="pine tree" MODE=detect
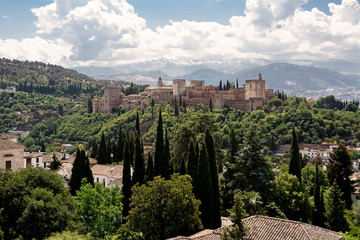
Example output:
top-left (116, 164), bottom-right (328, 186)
top-left (132, 133), bottom-right (145, 186)
top-left (205, 129), bottom-right (221, 228)
top-left (195, 144), bottom-right (214, 229)
top-left (122, 140), bottom-right (132, 219)
top-left (187, 138), bottom-right (198, 182)
top-left (224, 127), bottom-right (273, 209)
top-left (97, 133), bottom-right (107, 164)
top-left (312, 161), bottom-right (326, 227)
top-left (146, 152), bottom-right (154, 182)
top-left (325, 182), bottom-right (349, 232)
top-left (289, 126), bottom-right (302, 181)
top-left (69, 147), bottom-right (94, 195)
top-left (327, 144), bottom-right (354, 209)
top-left (154, 107), bottom-right (166, 178)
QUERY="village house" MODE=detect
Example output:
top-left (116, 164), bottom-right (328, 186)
top-left (23, 152), bottom-right (50, 168)
top-left (93, 74), bottom-right (274, 113)
top-left (0, 134), bottom-right (24, 171)
top-left (91, 164), bottom-right (124, 187)
top-left (168, 215), bottom-right (344, 240)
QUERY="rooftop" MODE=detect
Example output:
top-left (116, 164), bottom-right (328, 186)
top-left (0, 139), bottom-right (24, 150)
top-left (169, 215), bottom-right (344, 240)
top-left (91, 164), bottom-right (123, 179)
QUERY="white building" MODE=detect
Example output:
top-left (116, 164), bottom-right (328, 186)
top-left (91, 164), bottom-right (124, 187)
top-left (23, 152), bottom-right (50, 168)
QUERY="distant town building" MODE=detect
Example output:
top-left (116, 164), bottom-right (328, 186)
top-left (93, 74), bottom-right (274, 113)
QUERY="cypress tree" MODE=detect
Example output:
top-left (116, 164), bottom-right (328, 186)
top-left (164, 128), bottom-right (171, 179)
top-left (174, 98), bottom-right (179, 116)
top-left (114, 126), bottom-right (124, 163)
top-left (183, 100), bottom-right (186, 113)
top-left (154, 107), bottom-right (165, 177)
top-left (49, 153), bottom-right (61, 170)
top-left (122, 140), bottom-right (132, 219)
top-left (195, 143), bottom-right (214, 229)
top-left (146, 152), bottom-right (154, 182)
top-left (135, 110), bottom-right (140, 135)
top-left (179, 158), bottom-right (186, 175)
top-left (312, 161), bottom-right (326, 227)
top-left (106, 137), bottom-right (113, 164)
top-left (132, 133), bottom-right (145, 186)
top-left (325, 182), bottom-right (349, 232)
top-left (129, 134), bottom-right (134, 166)
top-left (236, 78), bottom-right (239, 88)
top-left (187, 138), bottom-right (198, 181)
top-left (205, 129), bottom-right (221, 228)
top-left (289, 126), bottom-right (301, 181)
top-left (40, 142), bottom-right (46, 152)
top-left (69, 147), bottom-right (94, 195)
top-left (97, 133), bottom-right (107, 164)
top-left (209, 98), bottom-right (213, 112)
top-left (90, 140), bottom-right (98, 159)
top-left (179, 94), bottom-right (182, 107)
top-left (219, 80), bottom-right (222, 90)
top-left (327, 144), bottom-right (354, 209)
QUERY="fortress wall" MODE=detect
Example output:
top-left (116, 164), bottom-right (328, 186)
top-left (225, 100), bottom-right (251, 111)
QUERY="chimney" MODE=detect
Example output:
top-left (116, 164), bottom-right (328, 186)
top-left (259, 73), bottom-right (262, 80)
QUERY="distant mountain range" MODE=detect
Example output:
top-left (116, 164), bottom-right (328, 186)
top-left (74, 59), bottom-right (360, 99)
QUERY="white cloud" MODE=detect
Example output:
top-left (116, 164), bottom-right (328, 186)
top-left (0, 0), bottom-right (360, 66)
top-left (2, 16), bottom-right (10, 19)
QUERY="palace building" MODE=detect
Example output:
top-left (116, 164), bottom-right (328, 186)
top-left (92, 74), bottom-right (274, 113)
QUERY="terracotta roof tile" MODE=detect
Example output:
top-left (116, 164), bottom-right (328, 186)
top-left (91, 164), bottom-right (123, 178)
top-left (0, 139), bottom-right (24, 150)
top-left (169, 215), bottom-right (344, 240)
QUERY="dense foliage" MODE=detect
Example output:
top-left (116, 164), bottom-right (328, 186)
top-left (0, 167), bottom-right (77, 240)
top-left (74, 181), bottom-right (123, 238)
top-left (124, 174), bottom-right (202, 240)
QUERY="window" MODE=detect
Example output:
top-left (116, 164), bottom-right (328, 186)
top-left (36, 158), bottom-right (39, 163)
top-left (26, 158), bottom-right (31, 166)
top-left (97, 178), bottom-right (99, 182)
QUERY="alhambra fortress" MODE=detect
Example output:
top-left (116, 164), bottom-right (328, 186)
top-left (92, 73), bottom-right (274, 113)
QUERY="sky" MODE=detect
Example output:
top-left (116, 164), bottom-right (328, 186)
top-left (0, 0), bottom-right (359, 67)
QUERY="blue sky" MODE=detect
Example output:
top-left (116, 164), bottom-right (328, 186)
top-left (0, 0), bottom-right (358, 66)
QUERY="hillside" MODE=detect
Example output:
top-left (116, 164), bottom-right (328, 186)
top-left (0, 58), bottom-right (94, 86)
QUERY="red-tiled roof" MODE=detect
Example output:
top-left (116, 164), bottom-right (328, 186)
top-left (169, 215), bottom-right (344, 240)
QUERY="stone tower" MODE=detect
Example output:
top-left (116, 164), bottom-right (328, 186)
top-left (245, 73), bottom-right (265, 100)
top-left (173, 79), bottom-right (186, 96)
top-left (157, 77), bottom-right (163, 87)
